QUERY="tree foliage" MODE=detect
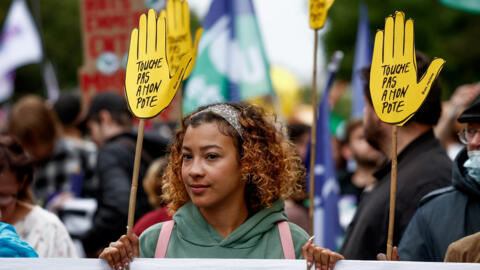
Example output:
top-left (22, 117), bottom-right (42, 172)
top-left (0, 0), bottom-right (82, 100)
top-left (0, 0), bottom-right (200, 102)
top-left (1, 0), bottom-right (477, 102)
top-left (324, 0), bottom-right (480, 98)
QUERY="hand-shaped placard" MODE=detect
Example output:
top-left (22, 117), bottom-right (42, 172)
top-left (370, 11), bottom-right (445, 126)
top-left (309, 0), bottom-right (335, 29)
top-left (164, 0), bottom-right (202, 80)
top-left (125, 9), bottom-right (192, 119)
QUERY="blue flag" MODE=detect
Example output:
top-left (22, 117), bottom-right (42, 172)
top-left (306, 52), bottom-right (343, 250)
top-left (183, 0), bottom-right (273, 115)
top-left (351, 3), bottom-right (372, 118)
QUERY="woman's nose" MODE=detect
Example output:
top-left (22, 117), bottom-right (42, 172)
top-left (188, 158), bottom-right (204, 177)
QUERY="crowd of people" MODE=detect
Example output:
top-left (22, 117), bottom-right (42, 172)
top-left (0, 51), bottom-right (479, 268)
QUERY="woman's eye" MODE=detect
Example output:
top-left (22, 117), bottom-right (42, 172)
top-left (206, 153), bottom-right (218, 160)
top-left (182, 153), bottom-right (192, 160)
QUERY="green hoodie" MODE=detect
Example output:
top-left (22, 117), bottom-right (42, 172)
top-left (139, 199), bottom-right (309, 258)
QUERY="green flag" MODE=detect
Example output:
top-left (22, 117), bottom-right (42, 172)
top-left (183, 0), bottom-right (273, 115)
top-left (440, 0), bottom-right (480, 13)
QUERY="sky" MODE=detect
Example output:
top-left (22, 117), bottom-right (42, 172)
top-left (188, 0), bottom-right (329, 86)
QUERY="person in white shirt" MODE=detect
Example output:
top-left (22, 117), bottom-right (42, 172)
top-left (0, 135), bottom-right (77, 257)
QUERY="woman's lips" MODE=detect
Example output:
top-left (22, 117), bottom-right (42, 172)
top-left (189, 184), bottom-right (210, 194)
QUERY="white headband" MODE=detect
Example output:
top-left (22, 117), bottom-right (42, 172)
top-left (192, 104), bottom-right (243, 138)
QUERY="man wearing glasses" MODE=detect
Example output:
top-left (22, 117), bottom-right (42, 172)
top-left (398, 94), bottom-right (480, 261)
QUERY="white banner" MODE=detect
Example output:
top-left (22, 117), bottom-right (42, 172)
top-left (0, 258), bottom-right (477, 270)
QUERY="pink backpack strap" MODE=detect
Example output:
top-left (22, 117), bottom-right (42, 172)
top-left (277, 221), bottom-right (295, 259)
top-left (154, 220), bottom-right (175, 258)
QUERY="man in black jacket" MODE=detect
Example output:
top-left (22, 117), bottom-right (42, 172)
top-left (340, 52), bottom-right (452, 259)
top-left (398, 93), bottom-right (480, 261)
top-left (81, 92), bottom-right (168, 257)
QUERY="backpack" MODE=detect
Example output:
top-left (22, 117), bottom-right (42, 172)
top-left (154, 220), bottom-right (296, 259)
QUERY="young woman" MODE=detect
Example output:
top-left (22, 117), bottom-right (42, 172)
top-left (100, 103), bottom-right (344, 269)
top-left (0, 135), bottom-right (77, 257)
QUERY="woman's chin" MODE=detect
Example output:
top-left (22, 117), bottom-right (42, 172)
top-left (190, 196), bottom-right (221, 211)
top-left (191, 199), bottom-right (211, 209)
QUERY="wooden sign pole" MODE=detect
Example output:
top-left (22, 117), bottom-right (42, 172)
top-left (123, 8), bottom-right (192, 234)
top-left (179, 84), bottom-right (183, 126)
top-left (386, 125), bottom-right (398, 260)
top-left (369, 11), bottom-right (445, 260)
top-left (308, 29), bottom-right (319, 235)
top-left (127, 119), bottom-right (146, 234)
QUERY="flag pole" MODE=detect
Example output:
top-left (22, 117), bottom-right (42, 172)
top-left (308, 29), bottom-right (319, 235)
top-left (127, 119), bottom-right (146, 234)
top-left (387, 125), bottom-right (398, 260)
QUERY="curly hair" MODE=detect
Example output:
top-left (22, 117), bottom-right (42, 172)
top-left (0, 135), bottom-right (35, 203)
top-left (162, 103), bottom-right (306, 215)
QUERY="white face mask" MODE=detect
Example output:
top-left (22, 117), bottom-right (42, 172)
top-left (463, 150), bottom-right (480, 184)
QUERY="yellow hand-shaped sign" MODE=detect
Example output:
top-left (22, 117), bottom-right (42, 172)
top-left (370, 11), bottom-right (445, 126)
top-left (125, 9), bottom-right (192, 119)
top-left (309, 0), bottom-right (335, 29)
top-left (164, 0), bottom-right (203, 80)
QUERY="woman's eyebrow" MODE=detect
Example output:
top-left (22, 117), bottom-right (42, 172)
top-left (181, 145), bottom-right (222, 151)
top-left (200, 145), bottom-right (222, 151)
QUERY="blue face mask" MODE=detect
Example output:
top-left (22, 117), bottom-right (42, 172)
top-left (463, 151), bottom-right (480, 184)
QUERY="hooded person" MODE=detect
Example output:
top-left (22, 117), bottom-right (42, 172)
top-left (99, 103), bottom-right (344, 270)
top-left (398, 93), bottom-right (480, 261)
